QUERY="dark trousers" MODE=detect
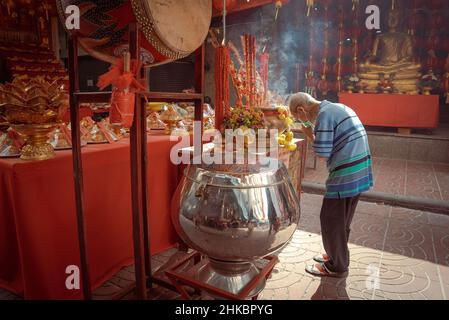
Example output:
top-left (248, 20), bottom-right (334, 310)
top-left (320, 195), bottom-right (360, 273)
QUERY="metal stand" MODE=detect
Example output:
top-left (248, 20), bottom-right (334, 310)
top-left (67, 23), bottom-right (205, 300)
top-left (165, 251), bottom-right (279, 300)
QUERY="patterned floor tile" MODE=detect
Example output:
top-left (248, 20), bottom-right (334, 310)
top-left (427, 212), bottom-right (449, 228)
top-left (355, 201), bottom-right (390, 219)
top-left (92, 283), bottom-right (123, 300)
top-left (284, 275), bottom-right (318, 300)
top-left (304, 158), bottom-right (449, 203)
top-left (2, 192), bottom-right (449, 301)
top-left (374, 276), bottom-right (445, 300)
top-left (372, 159), bottom-right (407, 195)
top-left (0, 289), bottom-right (20, 300)
top-left (405, 161), bottom-right (443, 201)
top-left (384, 218), bottom-right (437, 263)
top-left (430, 226), bottom-right (449, 285)
top-left (433, 163), bottom-right (449, 201)
top-left (389, 207), bottom-right (429, 225)
top-left (443, 282), bottom-right (449, 299)
top-left (348, 215), bottom-right (389, 251)
top-left (348, 245), bottom-right (383, 266)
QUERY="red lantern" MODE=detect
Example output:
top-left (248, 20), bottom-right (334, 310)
top-left (427, 0), bottom-right (445, 10)
top-left (109, 90), bottom-right (136, 128)
top-left (328, 43), bottom-right (339, 58)
top-left (413, 0), bottom-right (426, 9)
top-left (317, 78), bottom-right (330, 95)
top-left (213, 0), bottom-right (238, 12)
top-left (319, 0), bottom-right (332, 9)
top-left (341, 62), bottom-right (353, 75)
top-left (442, 36), bottom-right (449, 53)
top-left (443, 72), bottom-right (449, 96)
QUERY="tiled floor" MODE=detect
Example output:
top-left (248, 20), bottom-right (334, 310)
top-left (2, 193), bottom-right (448, 300)
top-left (304, 156), bottom-right (449, 202)
top-left (276, 194), bottom-right (449, 300)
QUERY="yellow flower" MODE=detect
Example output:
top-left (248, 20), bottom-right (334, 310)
top-left (285, 117), bottom-right (294, 126)
top-left (277, 137), bottom-right (286, 146)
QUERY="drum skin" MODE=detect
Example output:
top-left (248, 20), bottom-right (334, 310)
top-left (57, 0), bottom-right (212, 65)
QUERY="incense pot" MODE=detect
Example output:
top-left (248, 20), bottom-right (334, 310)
top-left (172, 157), bottom-right (300, 297)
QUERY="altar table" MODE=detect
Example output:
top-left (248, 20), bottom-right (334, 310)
top-left (339, 93), bottom-right (440, 129)
top-left (0, 136), bottom-right (181, 299)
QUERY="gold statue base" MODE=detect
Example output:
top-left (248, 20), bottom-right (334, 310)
top-left (12, 123), bottom-right (57, 161)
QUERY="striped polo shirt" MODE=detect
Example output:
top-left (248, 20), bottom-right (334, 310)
top-left (313, 100), bottom-right (374, 199)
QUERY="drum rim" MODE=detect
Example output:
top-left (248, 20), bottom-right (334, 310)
top-left (131, 0), bottom-right (212, 58)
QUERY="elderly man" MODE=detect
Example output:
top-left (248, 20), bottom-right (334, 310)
top-left (289, 93), bottom-right (374, 278)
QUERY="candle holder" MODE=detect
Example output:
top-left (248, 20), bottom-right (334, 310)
top-left (12, 123), bottom-right (58, 161)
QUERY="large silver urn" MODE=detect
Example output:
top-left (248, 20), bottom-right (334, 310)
top-left (171, 157), bottom-right (300, 297)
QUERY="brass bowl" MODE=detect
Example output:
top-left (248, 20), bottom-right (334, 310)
top-left (160, 105), bottom-right (182, 134)
top-left (5, 107), bottom-right (59, 125)
top-left (146, 102), bottom-right (168, 112)
top-left (12, 123), bottom-right (58, 161)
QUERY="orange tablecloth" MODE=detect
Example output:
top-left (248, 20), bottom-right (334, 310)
top-left (339, 93), bottom-right (440, 128)
top-left (0, 136), bottom-right (180, 299)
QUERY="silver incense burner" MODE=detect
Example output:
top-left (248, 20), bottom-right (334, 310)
top-left (171, 157), bottom-right (300, 297)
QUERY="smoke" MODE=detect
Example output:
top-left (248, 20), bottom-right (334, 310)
top-left (213, 1), bottom-right (329, 99)
top-left (267, 29), bottom-right (299, 96)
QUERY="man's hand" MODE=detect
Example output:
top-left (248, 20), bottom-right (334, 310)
top-left (300, 125), bottom-right (315, 144)
top-left (294, 107), bottom-right (315, 143)
top-left (297, 107), bottom-right (309, 123)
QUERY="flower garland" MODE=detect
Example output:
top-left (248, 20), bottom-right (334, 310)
top-left (222, 105), bottom-right (265, 147)
top-left (223, 105), bottom-right (265, 131)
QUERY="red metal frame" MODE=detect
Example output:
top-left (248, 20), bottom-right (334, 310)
top-left (68, 35), bottom-right (92, 300)
top-left (165, 251), bottom-right (278, 300)
top-left (128, 23), bottom-right (148, 300)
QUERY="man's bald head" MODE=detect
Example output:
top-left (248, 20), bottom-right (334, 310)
top-left (288, 92), bottom-right (321, 121)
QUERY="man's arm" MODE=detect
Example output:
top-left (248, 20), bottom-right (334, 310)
top-left (300, 119), bottom-right (329, 161)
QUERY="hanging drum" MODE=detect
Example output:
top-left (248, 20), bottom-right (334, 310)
top-left (57, 0), bottom-right (212, 65)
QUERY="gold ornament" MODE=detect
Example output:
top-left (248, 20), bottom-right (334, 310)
top-left (12, 123), bottom-right (57, 161)
top-left (358, 9), bottom-right (422, 94)
top-left (0, 76), bottom-right (68, 160)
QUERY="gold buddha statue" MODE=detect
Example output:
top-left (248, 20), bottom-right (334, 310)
top-left (359, 9), bottom-right (421, 94)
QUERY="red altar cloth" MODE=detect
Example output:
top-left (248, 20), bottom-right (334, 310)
top-left (339, 93), bottom-right (440, 129)
top-left (0, 136), bottom-right (180, 299)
